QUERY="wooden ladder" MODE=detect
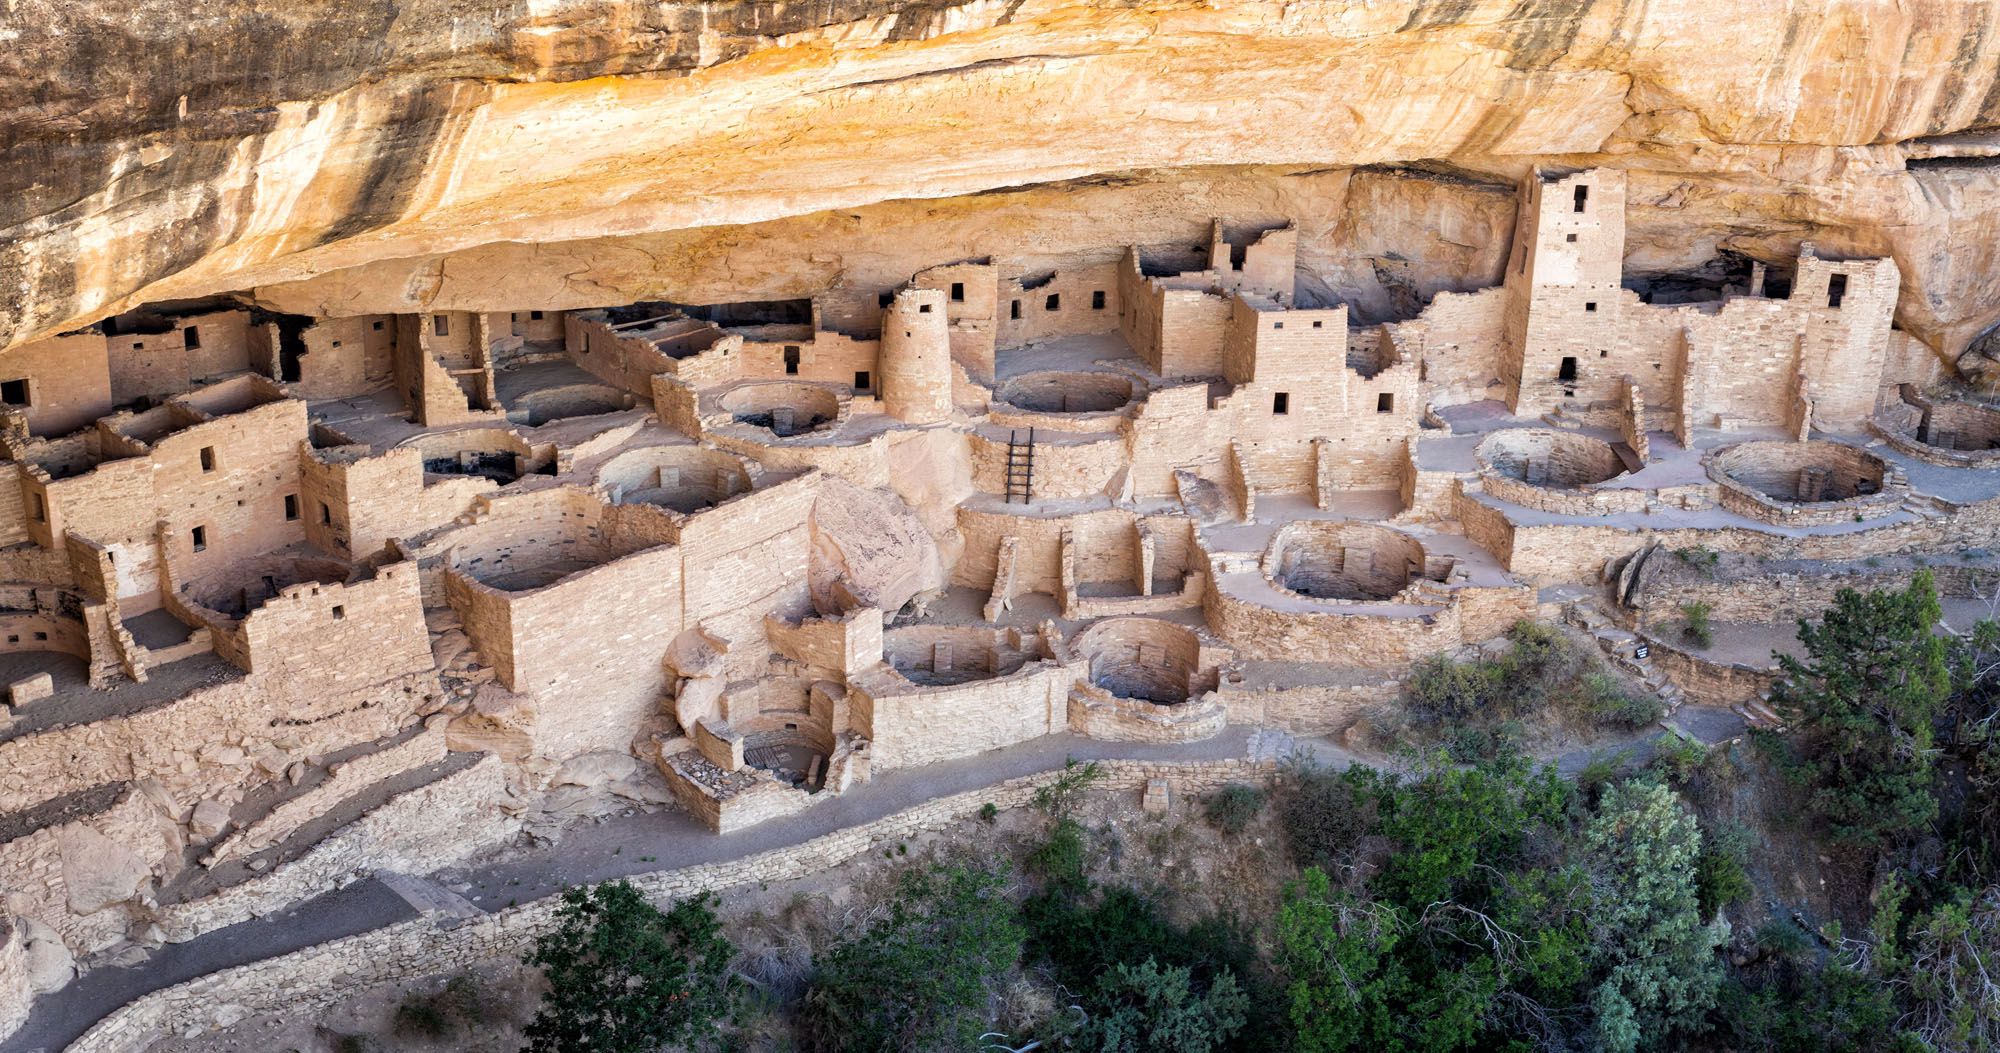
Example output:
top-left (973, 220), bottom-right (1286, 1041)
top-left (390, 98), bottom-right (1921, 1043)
top-left (1005, 427), bottom-right (1036, 504)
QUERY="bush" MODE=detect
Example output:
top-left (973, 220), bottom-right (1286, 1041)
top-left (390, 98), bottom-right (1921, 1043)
top-left (1583, 672), bottom-right (1666, 728)
top-left (1651, 734), bottom-right (1709, 785)
top-left (1033, 758), bottom-right (1104, 817)
top-left (1071, 958), bottom-right (1248, 1053)
top-left (522, 882), bottom-right (737, 1053)
top-left (1675, 546), bottom-right (1720, 576)
top-left (1682, 600), bottom-right (1715, 648)
top-left (804, 863), bottom-right (1025, 1053)
top-left (1028, 817), bottom-right (1088, 888)
top-left (1695, 824), bottom-right (1754, 917)
top-left (1276, 763), bottom-right (1376, 871)
top-left (1405, 652), bottom-right (1496, 725)
top-left (1203, 783), bottom-right (1266, 835)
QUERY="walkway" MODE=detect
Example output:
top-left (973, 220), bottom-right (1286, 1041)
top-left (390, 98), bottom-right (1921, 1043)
top-left (3, 709), bottom-right (1745, 1053)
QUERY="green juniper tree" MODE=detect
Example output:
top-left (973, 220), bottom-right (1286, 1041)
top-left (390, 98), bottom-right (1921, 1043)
top-left (521, 881), bottom-right (737, 1053)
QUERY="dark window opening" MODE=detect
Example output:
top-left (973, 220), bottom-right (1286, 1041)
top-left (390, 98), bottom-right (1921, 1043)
top-left (1273, 322), bottom-right (1285, 330)
top-left (878, 292), bottom-right (894, 309)
top-left (190, 526), bottom-right (207, 552)
top-left (1377, 393), bottom-right (1395, 414)
top-left (320, 502), bottom-right (332, 525)
top-left (0, 379), bottom-right (28, 406)
top-left (1827, 273), bottom-right (1848, 309)
top-left (331, 605), bottom-right (345, 621)
top-left (530, 310), bottom-right (544, 320)
top-left (32, 632), bottom-right (46, 642)
top-left (1045, 293), bottom-right (1061, 312)
top-left (783, 346), bottom-right (801, 375)
top-left (1573, 185), bottom-right (1589, 213)
top-left (1312, 320), bottom-right (1323, 329)
top-left (372, 320), bottom-right (385, 331)
top-left (432, 315), bottom-right (449, 338)
top-left (1600, 350), bottom-right (1609, 358)
top-left (918, 303), bottom-right (932, 313)
top-left (284, 494), bottom-right (299, 521)
top-left (183, 325), bottom-right (201, 349)
top-left (1091, 290), bottom-right (1106, 310)
top-left (1558, 356), bottom-right (1578, 382)
top-left (1010, 300), bottom-right (1022, 320)
top-left (950, 282), bottom-right (965, 302)
top-left (1566, 233), bottom-right (1578, 243)
top-left (854, 371), bottom-right (872, 391)
top-left (199, 446), bottom-right (216, 472)
top-left (1585, 302), bottom-right (1597, 313)
top-left (1273, 392), bottom-right (1290, 415)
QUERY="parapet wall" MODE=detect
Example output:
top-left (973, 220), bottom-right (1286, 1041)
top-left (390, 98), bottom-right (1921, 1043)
top-left (68, 756), bottom-right (1278, 1053)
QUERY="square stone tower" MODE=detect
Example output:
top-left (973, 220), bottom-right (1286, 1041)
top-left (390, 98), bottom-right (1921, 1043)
top-left (1502, 168), bottom-right (1628, 416)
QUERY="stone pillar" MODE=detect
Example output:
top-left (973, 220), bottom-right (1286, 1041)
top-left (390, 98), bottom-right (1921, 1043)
top-left (1797, 466), bottom-right (1831, 502)
top-left (880, 288), bottom-right (954, 424)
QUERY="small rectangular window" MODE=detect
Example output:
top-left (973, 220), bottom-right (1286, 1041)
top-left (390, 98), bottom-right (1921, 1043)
top-left (1573, 185), bottom-right (1589, 213)
top-left (918, 303), bottom-right (932, 313)
top-left (1272, 392), bottom-right (1290, 415)
top-left (372, 320), bottom-right (385, 331)
top-left (1558, 356), bottom-right (1578, 382)
top-left (331, 605), bottom-right (345, 621)
top-left (1565, 233), bottom-right (1578, 243)
top-left (530, 310), bottom-right (544, 320)
top-left (1311, 320), bottom-right (1323, 329)
top-left (950, 282), bottom-right (965, 302)
top-left (32, 632), bottom-right (46, 642)
top-left (284, 494), bottom-right (299, 521)
top-left (183, 325), bottom-right (201, 349)
top-left (0, 379), bottom-right (27, 406)
top-left (191, 526), bottom-right (207, 552)
top-left (783, 346), bottom-right (801, 375)
top-left (1091, 290), bottom-right (1106, 310)
top-left (199, 446), bottom-right (216, 472)
top-left (854, 371), bottom-right (872, 391)
top-left (878, 292), bottom-right (894, 308)
top-left (1377, 393), bottom-right (1394, 414)
top-left (30, 493), bottom-right (45, 522)
top-left (1827, 273), bottom-right (1848, 309)
top-left (320, 502), bottom-right (332, 525)
top-left (1010, 300), bottom-right (1022, 320)
top-left (1045, 293), bottom-right (1061, 312)
top-left (432, 315), bottom-right (449, 337)
top-left (1273, 321), bottom-right (1284, 330)
top-left (1585, 302), bottom-right (1597, 313)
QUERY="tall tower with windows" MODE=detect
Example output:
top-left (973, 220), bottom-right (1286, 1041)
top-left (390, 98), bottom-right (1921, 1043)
top-left (1502, 168), bottom-right (1628, 416)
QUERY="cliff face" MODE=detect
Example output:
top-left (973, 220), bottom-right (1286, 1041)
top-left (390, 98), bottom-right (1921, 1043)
top-left (8, 0), bottom-right (2000, 364)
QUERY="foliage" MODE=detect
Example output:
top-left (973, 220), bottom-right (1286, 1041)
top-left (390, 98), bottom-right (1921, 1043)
top-left (1650, 734), bottom-right (1709, 786)
top-left (1714, 962), bottom-right (1914, 1053)
top-left (1034, 759), bottom-right (1105, 817)
top-left (1203, 782), bottom-right (1266, 835)
top-left (1028, 817), bottom-right (1089, 888)
top-left (1675, 545), bottom-right (1720, 577)
top-left (1694, 823), bottom-right (1754, 918)
top-left (1067, 958), bottom-right (1249, 1053)
top-left (803, 862), bottom-right (1024, 1053)
top-left (1582, 780), bottom-right (1722, 1052)
top-left (521, 882), bottom-right (736, 1053)
top-left (1767, 570), bottom-right (1951, 849)
top-left (1681, 600), bottom-right (1715, 649)
top-left (1882, 886), bottom-right (2000, 1052)
top-left (1275, 752), bottom-right (1594, 1052)
top-left (1403, 621), bottom-right (1657, 741)
top-left (1276, 762), bottom-right (1376, 872)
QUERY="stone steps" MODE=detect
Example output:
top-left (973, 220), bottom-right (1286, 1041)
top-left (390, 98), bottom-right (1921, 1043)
top-left (1564, 600), bottom-right (1682, 712)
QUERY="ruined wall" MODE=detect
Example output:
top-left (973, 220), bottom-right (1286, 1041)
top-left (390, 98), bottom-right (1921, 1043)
top-left (0, 333), bottom-right (114, 437)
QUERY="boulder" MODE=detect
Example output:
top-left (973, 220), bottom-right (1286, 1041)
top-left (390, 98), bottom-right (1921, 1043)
top-left (809, 476), bottom-right (945, 617)
top-left (20, 916), bottom-right (74, 994)
top-left (188, 799), bottom-right (231, 840)
top-left (58, 824), bottom-right (152, 915)
top-left (552, 751), bottom-right (640, 788)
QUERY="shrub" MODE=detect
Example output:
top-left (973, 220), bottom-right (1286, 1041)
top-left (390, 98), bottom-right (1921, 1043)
top-left (1675, 546), bottom-right (1720, 577)
top-left (1681, 600), bottom-right (1715, 649)
top-left (804, 863), bottom-right (1025, 1053)
top-left (1582, 672), bottom-right (1665, 728)
top-left (1276, 763), bottom-right (1377, 871)
top-left (1071, 957), bottom-right (1248, 1053)
top-left (522, 882), bottom-right (737, 1053)
top-left (1028, 817), bottom-right (1088, 888)
top-left (1405, 652), bottom-right (1496, 725)
top-left (1695, 824), bottom-right (1754, 917)
top-left (979, 802), bottom-right (998, 823)
top-left (1651, 734), bottom-right (1709, 785)
top-left (1033, 758), bottom-right (1104, 816)
top-left (1203, 783), bottom-right (1266, 835)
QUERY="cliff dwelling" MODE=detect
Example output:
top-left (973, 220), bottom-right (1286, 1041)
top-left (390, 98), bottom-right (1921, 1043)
top-left (9, 2), bottom-right (2000, 1048)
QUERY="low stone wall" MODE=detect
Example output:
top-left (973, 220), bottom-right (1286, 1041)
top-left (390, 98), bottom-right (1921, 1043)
top-left (1216, 671), bottom-right (1401, 735)
top-left (1066, 687), bottom-right (1229, 743)
top-left (68, 756), bottom-right (1276, 1053)
top-left (1642, 633), bottom-right (1778, 708)
top-left (1705, 440), bottom-right (1905, 527)
top-left (1629, 554), bottom-right (2000, 626)
top-left (203, 729), bottom-right (448, 866)
top-left (154, 757), bottom-right (512, 943)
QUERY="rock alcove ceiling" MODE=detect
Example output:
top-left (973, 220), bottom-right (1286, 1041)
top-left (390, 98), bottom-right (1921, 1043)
top-left (8, 0), bottom-right (2000, 381)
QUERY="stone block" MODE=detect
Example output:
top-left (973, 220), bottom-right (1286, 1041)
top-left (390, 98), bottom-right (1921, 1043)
top-left (1141, 778), bottom-right (1171, 814)
top-left (7, 673), bottom-right (53, 708)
